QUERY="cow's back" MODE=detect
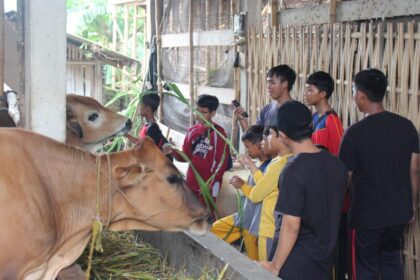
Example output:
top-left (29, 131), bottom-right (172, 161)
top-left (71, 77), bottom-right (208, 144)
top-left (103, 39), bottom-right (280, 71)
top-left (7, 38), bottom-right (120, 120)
top-left (0, 128), bottom-right (92, 276)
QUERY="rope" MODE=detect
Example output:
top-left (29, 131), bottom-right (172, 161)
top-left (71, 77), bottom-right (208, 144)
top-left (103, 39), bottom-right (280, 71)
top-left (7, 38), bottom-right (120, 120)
top-left (85, 156), bottom-right (105, 280)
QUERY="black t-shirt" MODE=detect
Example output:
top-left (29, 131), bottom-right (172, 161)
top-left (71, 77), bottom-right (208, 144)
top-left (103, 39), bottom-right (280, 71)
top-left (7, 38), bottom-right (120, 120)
top-left (145, 123), bottom-right (168, 148)
top-left (275, 151), bottom-right (348, 279)
top-left (339, 111), bottom-right (419, 230)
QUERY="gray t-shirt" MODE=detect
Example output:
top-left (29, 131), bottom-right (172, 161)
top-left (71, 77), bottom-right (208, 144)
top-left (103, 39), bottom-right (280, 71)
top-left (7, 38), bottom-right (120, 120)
top-left (256, 102), bottom-right (279, 127)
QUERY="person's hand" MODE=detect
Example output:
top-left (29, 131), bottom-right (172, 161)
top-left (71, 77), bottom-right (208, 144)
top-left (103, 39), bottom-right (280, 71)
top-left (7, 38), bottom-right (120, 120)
top-left (238, 154), bottom-right (257, 171)
top-left (233, 106), bottom-right (246, 120)
top-left (162, 143), bottom-right (174, 155)
top-left (229, 175), bottom-right (244, 189)
top-left (259, 261), bottom-right (279, 275)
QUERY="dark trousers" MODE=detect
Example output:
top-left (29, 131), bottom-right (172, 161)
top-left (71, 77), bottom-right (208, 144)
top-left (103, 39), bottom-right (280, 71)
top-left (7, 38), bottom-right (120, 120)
top-left (335, 212), bottom-right (348, 280)
top-left (352, 225), bottom-right (405, 280)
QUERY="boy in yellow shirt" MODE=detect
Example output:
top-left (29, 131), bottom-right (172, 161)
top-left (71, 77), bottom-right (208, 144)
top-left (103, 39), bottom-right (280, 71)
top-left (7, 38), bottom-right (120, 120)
top-left (230, 126), bottom-right (292, 261)
top-left (211, 125), bottom-right (270, 260)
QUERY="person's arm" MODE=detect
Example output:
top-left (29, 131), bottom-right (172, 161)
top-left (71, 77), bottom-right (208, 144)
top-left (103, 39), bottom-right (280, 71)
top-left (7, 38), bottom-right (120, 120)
top-left (261, 215), bottom-right (301, 275)
top-left (162, 145), bottom-right (187, 162)
top-left (243, 159), bottom-right (286, 203)
top-left (325, 114), bottom-right (344, 156)
top-left (233, 107), bottom-right (249, 131)
top-left (162, 132), bottom-right (190, 162)
top-left (410, 153), bottom-right (420, 223)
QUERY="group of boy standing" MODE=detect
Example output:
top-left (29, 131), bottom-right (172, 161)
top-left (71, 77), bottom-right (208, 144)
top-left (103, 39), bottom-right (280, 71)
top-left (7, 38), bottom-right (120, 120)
top-left (138, 64), bottom-right (419, 280)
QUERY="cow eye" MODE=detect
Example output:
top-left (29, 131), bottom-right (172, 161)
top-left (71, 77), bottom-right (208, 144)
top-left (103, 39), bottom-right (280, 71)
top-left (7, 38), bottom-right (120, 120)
top-left (88, 113), bottom-right (99, 121)
top-left (167, 174), bottom-right (183, 185)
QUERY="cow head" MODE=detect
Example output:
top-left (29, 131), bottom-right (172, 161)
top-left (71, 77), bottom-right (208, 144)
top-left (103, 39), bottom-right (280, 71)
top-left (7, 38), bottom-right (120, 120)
top-left (66, 94), bottom-right (132, 152)
top-left (108, 137), bottom-right (209, 234)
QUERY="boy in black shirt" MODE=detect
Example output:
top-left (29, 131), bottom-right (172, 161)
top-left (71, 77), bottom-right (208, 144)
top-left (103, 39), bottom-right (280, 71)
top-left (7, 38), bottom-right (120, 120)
top-left (138, 93), bottom-right (168, 149)
top-left (339, 69), bottom-right (420, 280)
top-left (261, 101), bottom-right (348, 279)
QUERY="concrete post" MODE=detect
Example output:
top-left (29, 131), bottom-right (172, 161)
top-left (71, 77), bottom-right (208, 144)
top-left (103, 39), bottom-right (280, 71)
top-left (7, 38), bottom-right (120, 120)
top-left (24, 0), bottom-right (66, 141)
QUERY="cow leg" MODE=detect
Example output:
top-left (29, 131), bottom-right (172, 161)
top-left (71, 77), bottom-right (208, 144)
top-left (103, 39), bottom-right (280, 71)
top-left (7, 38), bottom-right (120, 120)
top-left (56, 264), bottom-right (84, 280)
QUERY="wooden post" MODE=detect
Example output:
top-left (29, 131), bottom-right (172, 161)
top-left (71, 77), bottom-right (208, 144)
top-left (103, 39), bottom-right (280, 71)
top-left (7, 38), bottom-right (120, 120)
top-left (111, 4), bottom-right (118, 89)
top-left (270, 0), bottom-right (277, 27)
top-left (329, 0), bottom-right (337, 76)
top-left (189, 0), bottom-right (194, 126)
top-left (0, 0), bottom-right (13, 128)
top-left (155, 0), bottom-right (163, 121)
top-left (0, 0), bottom-right (4, 96)
top-left (329, 0), bottom-right (337, 24)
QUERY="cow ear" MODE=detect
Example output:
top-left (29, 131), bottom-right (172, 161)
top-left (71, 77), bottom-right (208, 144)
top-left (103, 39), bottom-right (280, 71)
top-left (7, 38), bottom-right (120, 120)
top-left (67, 119), bottom-right (83, 138)
top-left (113, 164), bottom-right (143, 187)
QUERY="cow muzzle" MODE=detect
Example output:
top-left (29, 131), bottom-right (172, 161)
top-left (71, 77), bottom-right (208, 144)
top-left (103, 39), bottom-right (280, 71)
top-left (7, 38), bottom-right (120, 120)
top-left (187, 214), bottom-right (209, 235)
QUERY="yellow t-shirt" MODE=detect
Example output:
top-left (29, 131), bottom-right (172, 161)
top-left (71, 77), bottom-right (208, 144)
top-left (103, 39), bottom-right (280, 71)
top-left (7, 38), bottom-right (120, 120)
top-left (241, 154), bottom-right (292, 238)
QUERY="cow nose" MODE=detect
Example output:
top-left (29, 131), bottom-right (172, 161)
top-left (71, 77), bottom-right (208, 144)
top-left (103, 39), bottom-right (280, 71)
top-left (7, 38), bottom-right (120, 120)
top-left (125, 119), bottom-right (132, 129)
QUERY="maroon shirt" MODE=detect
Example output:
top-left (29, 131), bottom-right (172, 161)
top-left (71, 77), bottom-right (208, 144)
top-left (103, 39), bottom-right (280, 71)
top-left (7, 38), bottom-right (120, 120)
top-left (182, 122), bottom-right (230, 195)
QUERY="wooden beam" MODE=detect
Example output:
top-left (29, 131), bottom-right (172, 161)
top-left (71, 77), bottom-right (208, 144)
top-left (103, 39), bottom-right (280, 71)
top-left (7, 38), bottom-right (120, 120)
top-left (270, 0), bottom-right (277, 27)
top-left (189, 0), bottom-right (194, 126)
top-left (278, 0), bottom-right (420, 26)
top-left (329, 0), bottom-right (337, 24)
top-left (174, 83), bottom-right (234, 105)
top-left (155, 0), bottom-right (163, 120)
top-left (161, 30), bottom-right (235, 48)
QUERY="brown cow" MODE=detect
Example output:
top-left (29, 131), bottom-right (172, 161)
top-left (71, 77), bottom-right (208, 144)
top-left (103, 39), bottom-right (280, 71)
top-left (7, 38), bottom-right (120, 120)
top-left (66, 94), bottom-right (132, 152)
top-left (0, 128), bottom-right (208, 279)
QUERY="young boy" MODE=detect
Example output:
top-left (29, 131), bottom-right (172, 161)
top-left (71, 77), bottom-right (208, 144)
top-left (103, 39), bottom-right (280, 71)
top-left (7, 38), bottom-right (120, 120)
top-left (339, 69), bottom-right (419, 280)
top-left (304, 71), bottom-right (347, 280)
top-left (211, 125), bottom-right (270, 260)
top-left (234, 64), bottom-right (296, 131)
top-left (261, 101), bottom-right (348, 279)
top-left (304, 71), bottom-right (343, 155)
top-left (163, 94), bottom-right (230, 217)
top-left (231, 126), bottom-right (293, 261)
top-left (138, 93), bottom-right (168, 149)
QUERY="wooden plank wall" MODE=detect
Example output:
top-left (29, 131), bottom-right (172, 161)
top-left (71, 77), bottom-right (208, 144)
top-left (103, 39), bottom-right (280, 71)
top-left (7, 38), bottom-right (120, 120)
top-left (247, 22), bottom-right (420, 131)
top-left (66, 44), bottom-right (98, 98)
top-left (247, 21), bottom-right (420, 279)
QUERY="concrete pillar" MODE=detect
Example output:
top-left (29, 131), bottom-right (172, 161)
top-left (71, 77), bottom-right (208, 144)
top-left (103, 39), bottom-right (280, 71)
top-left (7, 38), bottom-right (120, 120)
top-left (24, 0), bottom-right (66, 141)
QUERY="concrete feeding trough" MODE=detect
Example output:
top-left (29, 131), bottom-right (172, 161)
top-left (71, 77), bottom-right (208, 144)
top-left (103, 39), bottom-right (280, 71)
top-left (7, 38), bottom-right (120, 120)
top-left (139, 231), bottom-right (279, 280)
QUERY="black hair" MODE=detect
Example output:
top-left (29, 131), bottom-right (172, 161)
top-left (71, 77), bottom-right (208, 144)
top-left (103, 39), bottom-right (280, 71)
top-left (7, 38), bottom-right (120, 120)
top-left (266, 64), bottom-right (297, 91)
top-left (242, 125), bottom-right (264, 144)
top-left (141, 94), bottom-right (160, 113)
top-left (276, 101), bottom-right (313, 142)
top-left (262, 125), bottom-right (279, 137)
top-left (353, 69), bottom-right (388, 102)
top-left (196, 94), bottom-right (219, 111)
top-left (306, 71), bottom-right (335, 99)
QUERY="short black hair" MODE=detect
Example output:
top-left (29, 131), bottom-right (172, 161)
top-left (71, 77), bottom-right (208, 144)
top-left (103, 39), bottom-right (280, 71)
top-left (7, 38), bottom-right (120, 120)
top-left (353, 69), bottom-right (388, 102)
top-left (277, 101), bottom-right (313, 141)
top-left (142, 94), bottom-right (160, 113)
top-left (196, 94), bottom-right (219, 111)
top-left (266, 64), bottom-right (296, 91)
top-left (306, 71), bottom-right (334, 99)
top-left (262, 125), bottom-right (279, 137)
top-left (242, 125), bottom-right (264, 144)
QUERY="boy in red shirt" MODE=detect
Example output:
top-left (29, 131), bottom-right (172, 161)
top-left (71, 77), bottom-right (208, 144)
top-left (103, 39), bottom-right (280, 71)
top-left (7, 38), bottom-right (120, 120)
top-left (304, 71), bottom-right (343, 155)
top-left (163, 95), bottom-right (230, 218)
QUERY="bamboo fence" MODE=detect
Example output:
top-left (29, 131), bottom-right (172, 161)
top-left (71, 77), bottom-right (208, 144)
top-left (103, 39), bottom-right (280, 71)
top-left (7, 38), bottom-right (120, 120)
top-left (247, 21), bottom-right (420, 279)
top-left (247, 21), bottom-right (420, 130)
